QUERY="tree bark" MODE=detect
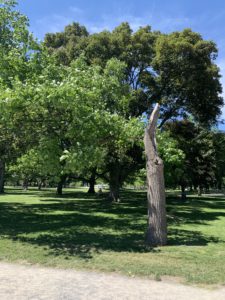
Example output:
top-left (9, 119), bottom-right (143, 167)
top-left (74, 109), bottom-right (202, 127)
top-left (87, 169), bottom-right (96, 194)
top-left (0, 160), bottom-right (5, 194)
top-left (181, 184), bottom-right (186, 201)
top-left (144, 103), bottom-right (167, 246)
top-left (38, 181), bottom-right (42, 190)
top-left (22, 179), bottom-right (28, 190)
top-left (197, 185), bottom-right (202, 196)
top-left (57, 175), bottom-right (67, 195)
top-left (108, 164), bottom-right (120, 202)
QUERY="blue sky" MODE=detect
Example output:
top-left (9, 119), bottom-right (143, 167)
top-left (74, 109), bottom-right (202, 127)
top-left (17, 0), bottom-right (225, 127)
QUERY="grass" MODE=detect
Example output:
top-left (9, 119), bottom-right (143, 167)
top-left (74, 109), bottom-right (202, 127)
top-left (0, 187), bottom-right (225, 286)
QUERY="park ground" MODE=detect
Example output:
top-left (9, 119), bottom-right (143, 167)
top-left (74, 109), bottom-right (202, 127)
top-left (0, 187), bottom-right (225, 287)
top-left (0, 261), bottom-right (225, 300)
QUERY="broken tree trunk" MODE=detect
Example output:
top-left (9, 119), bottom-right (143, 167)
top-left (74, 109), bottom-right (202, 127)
top-left (144, 103), bottom-right (167, 246)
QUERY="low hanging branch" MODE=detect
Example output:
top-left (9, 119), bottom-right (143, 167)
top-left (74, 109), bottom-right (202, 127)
top-left (144, 103), bottom-right (167, 246)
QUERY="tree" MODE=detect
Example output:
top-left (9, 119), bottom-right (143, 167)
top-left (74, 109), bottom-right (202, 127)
top-left (212, 131), bottom-right (225, 190)
top-left (157, 130), bottom-right (185, 189)
top-left (166, 120), bottom-right (217, 195)
top-left (0, 0), bottom-right (38, 193)
top-left (9, 138), bottom-right (62, 189)
top-left (153, 29), bottom-right (223, 126)
top-left (143, 28), bottom-right (223, 245)
top-left (4, 56), bottom-right (142, 196)
top-left (44, 22), bottom-right (89, 65)
top-left (44, 23), bottom-right (223, 203)
top-left (144, 104), bottom-right (167, 246)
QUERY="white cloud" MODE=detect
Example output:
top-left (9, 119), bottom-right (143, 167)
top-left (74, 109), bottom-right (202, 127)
top-left (35, 14), bottom-right (73, 36)
top-left (69, 6), bottom-right (83, 15)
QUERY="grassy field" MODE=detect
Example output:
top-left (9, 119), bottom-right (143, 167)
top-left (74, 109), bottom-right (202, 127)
top-left (0, 187), bottom-right (225, 286)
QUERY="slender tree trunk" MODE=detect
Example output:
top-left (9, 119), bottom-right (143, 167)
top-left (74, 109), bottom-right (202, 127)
top-left (23, 179), bottom-right (28, 190)
top-left (38, 181), bottom-right (42, 190)
top-left (88, 169), bottom-right (96, 194)
top-left (0, 160), bottom-right (5, 194)
top-left (217, 180), bottom-right (222, 190)
top-left (181, 184), bottom-right (186, 201)
top-left (57, 175), bottom-right (67, 195)
top-left (144, 103), bottom-right (167, 246)
top-left (108, 164), bottom-right (120, 202)
top-left (197, 185), bottom-right (202, 196)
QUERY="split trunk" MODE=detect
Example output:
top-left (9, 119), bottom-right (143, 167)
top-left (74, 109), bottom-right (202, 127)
top-left (144, 103), bottom-right (167, 246)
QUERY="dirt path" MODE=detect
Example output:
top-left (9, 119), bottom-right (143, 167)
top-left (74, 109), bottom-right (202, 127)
top-left (0, 262), bottom-right (224, 300)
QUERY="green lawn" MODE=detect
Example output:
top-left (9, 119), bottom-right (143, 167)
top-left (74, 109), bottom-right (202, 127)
top-left (0, 188), bottom-right (225, 286)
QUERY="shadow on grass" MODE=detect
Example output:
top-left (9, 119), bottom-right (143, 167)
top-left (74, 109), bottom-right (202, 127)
top-left (0, 189), bottom-right (224, 258)
top-left (168, 229), bottom-right (220, 246)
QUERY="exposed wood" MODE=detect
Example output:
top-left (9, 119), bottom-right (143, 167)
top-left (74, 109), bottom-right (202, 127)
top-left (144, 103), bottom-right (167, 246)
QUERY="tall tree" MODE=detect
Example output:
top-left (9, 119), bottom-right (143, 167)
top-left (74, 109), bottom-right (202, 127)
top-left (166, 120), bottom-right (217, 194)
top-left (0, 0), bottom-right (38, 193)
top-left (44, 23), bottom-right (223, 203)
top-left (143, 28), bottom-right (223, 245)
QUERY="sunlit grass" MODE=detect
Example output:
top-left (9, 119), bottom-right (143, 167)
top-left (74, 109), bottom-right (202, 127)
top-left (0, 187), bottom-right (225, 285)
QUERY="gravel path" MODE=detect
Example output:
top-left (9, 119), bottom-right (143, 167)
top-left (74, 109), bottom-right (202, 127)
top-left (0, 262), bottom-right (224, 300)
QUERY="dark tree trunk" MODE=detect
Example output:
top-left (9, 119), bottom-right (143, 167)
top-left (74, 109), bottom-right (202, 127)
top-left (23, 179), bottom-right (28, 190)
top-left (57, 175), bottom-right (67, 195)
top-left (181, 184), bottom-right (186, 201)
top-left (109, 183), bottom-right (120, 202)
top-left (0, 160), bottom-right (5, 194)
top-left (38, 181), bottom-right (42, 190)
top-left (197, 185), bottom-right (202, 196)
top-left (87, 169), bottom-right (96, 194)
top-left (57, 181), bottom-right (63, 195)
top-left (108, 164), bottom-right (120, 202)
top-left (217, 180), bottom-right (222, 190)
top-left (144, 103), bottom-right (167, 246)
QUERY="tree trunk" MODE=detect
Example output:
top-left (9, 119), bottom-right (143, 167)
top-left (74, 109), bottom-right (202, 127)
top-left (197, 185), bottom-right (202, 196)
top-left (144, 103), bottom-right (167, 246)
top-left (57, 175), bottom-right (67, 195)
top-left (0, 160), bottom-right (5, 194)
top-left (22, 179), bottom-right (28, 190)
top-left (181, 184), bottom-right (186, 201)
top-left (109, 183), bottom-right (120, 202)
top-left (38, 181), bottom-right (42, 190)
top-left (108, 164), bottom-right (120, 202)
top-left (217, 179), bottom-right (222, 190)
top-left (87, 169), bottom-right (96, 194)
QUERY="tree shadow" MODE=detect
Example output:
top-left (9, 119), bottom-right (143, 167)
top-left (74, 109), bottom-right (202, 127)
top-left (0, 194), bottom-right (152, 259)
top-left (0, 190), bottom-right (224, 258)
top-left (168, 229), bottom-right (220, 246)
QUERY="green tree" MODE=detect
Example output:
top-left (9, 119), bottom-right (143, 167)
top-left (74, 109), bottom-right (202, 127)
top-left (153, 29), bottom-right (223, 126)
top-left (166, 120), bottom-right (217, 195)
top-left (45, 22), bottom-right (223, 245)
top-left (4, 57), bottom-right (142, 195)
top-left (0, 0), bottom-right (39, 193)
top-left (212, 130), bottom-right (225, 190)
